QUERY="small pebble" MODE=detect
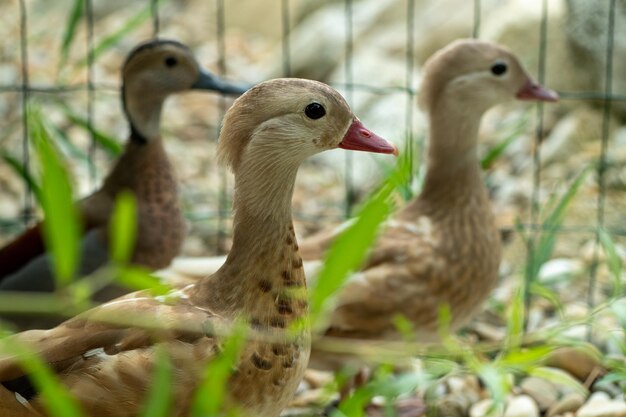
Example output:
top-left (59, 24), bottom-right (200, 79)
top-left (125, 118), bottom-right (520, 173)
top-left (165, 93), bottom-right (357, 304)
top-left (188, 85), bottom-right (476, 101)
top-left (504, 395), bottom-right (539, 417)
top-left (593, 380), bottom-right (623, 398)
top-left (520, 376), bottom-right (559, 411)
top-left (545, 347), bottom-right (605, 383)
top-left (470, 399), bottom-right (504, 417)
top-left (577, 391), bottom-right (626, 417)
top-left (546, 392), bottom-right (585, 417)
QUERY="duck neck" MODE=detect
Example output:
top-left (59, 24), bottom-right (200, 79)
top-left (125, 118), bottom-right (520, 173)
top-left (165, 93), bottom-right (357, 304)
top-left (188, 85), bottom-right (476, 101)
top-left (103, 138), bottom-right (171, 192)
top-left (193, 158), bottom-right (307, 328)
top-left (418, 97), bottom-right (487, 210)
top-left (122, 84), bottom-right (165, 143)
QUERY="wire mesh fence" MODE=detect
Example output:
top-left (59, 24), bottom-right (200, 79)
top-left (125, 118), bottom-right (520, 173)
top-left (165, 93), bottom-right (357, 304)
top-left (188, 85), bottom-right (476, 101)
top-left (1, 0), bottom-right (625, 335)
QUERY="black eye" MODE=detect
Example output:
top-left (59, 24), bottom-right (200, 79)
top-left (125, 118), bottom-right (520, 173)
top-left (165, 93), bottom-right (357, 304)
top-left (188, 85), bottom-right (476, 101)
top-left (491, 62), bottom-right (507, 76)
top-left (304, 102), bottom-right (326, 120)
top-left (165, 56), bottom-right (178, 67)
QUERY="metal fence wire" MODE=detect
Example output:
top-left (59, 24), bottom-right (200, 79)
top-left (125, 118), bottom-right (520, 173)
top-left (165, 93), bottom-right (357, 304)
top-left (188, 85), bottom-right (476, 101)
top-left (2, 0), bottom-right (626, 334)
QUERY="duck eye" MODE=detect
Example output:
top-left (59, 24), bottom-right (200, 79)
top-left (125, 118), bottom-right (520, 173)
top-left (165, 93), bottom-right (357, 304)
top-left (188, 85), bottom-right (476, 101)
top-left (490, 62), bottom-right (507, 76)
top-left (164, 56), bottom-right (178, 68)
top-left (304, 102), bottom-right (326, 120)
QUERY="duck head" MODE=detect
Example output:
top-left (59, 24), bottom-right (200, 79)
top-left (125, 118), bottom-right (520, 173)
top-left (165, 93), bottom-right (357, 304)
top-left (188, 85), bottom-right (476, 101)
top-left (218, 78), bottom-right (398, 173)
top-left (122, 39), bottom-right (248, 141)
top-left (419, 39), bottom-right (558, 116)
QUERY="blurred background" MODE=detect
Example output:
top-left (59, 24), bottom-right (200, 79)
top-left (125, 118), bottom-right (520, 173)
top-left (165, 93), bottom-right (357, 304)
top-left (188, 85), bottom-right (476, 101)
top-left (0, 0), bottom-right (626, 413)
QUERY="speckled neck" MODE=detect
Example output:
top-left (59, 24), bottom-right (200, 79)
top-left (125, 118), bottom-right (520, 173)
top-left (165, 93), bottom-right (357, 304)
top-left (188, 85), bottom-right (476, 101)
top-left (192, 161), bottom-right (307, 328)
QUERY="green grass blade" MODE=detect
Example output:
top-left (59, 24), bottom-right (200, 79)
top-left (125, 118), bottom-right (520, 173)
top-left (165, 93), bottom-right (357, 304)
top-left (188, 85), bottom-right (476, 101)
top-left (58, 104), bottom-right (123, 157)
top-left (529, 282), bottom-right (564, 312)
top-left (1, 150), bottom-right (42, 201)
top-left (29, 104), bottom-right (81, 287)
top-left (78, 0), bottom-right (169, 67)
top-left (59, 0), bottom-right (85, 70)
top-left (0, 340), bottom-right (83, 417)
top-left (476, 362), bottom-right (510, 406)
top-left (528, 366), bottom-right (587, 396)
top-left (500, 345), bottom-right (553, 371)
top-left (191, 322), bottom-right (247, 417)
top-left (481, 114), bottom-right (529, 170)
top-left (139, 346), bottom-right (173, 417)
top-left (115, 265), bottom-right (170, 295)
top-left (599, 228), bottom-right (623, 297)
top-left (505, 285), bottom-right (525, 350)
top-left (526, 167), bottom-right (590, 281)
top-left (49, 124), bottom-right (92, 165)
top-left (109, 190), bottom-right (137, 264)
top-left (309, 157), bottom-right (410, 330)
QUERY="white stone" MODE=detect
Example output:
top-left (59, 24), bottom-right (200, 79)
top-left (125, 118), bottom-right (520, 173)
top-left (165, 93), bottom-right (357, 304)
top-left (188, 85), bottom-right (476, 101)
top-left (577, 392), bottom-right (626, 417)
top-left (538, 258), bottom-right (584, 285)
top-left (470, 399), bottom-right (504, 417)
top-left (504, 395), bottom-right (540, 417)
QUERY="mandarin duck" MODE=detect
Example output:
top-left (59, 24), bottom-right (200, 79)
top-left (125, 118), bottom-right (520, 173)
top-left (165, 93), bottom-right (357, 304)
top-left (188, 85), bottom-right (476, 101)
top-left (0, 78), bottom-right (397, 417)
top-left (0, 39), bottom-right (247, 298)
top-left (299, 39), bottom-right (559, 370)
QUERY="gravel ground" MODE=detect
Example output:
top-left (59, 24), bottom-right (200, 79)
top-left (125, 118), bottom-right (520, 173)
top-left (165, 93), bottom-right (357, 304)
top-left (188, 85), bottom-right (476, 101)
top-left (1, 0), bottom-right (626, 415)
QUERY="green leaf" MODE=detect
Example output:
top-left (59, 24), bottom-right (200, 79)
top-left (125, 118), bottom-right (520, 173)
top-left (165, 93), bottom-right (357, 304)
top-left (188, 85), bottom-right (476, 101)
top-left (61, 108), bottom-right (123, 157)
top-left (528, 366), bottom-right (587, 396)
top-left (372, 133), bottom-right (420, 202)
top-left (115, 265), bottom-right (170, 295)
top-left (0, 340), bottom-right (83, 417)
top-left (610, 299), bottom-right (626, 331)
top-left (309, 156), bottom-right (410, 330)
top-left (391, 314), bottom-right (416, 343)
top-left (109, 190), bottom-right (137, 264)
top-left (500, 345), bottom-right (554, 371)
top-left (59, 0), bottom-right (85, 70)
top-left (599, 228), bottom-right (623, 297)
top-left (139, 346), bottom-right (173, 417)
top-left (476, 362), bottom-right (510, 405)
top-left (1, 150), bottom-right (42, 201)
top-left (505, 285), bottom-right (525, 350)
top-left (29, 103), bottom-right (81, 287)
top-left (529, 282), bottom-right (563, 312)
top-left (49, 123), bottom-right (92, 166)
top-left (481, 113), bottom-right (529, 170)
top-left (191, 321), bottom-right (247, 417)
top-left (526, 167), bottom-right (590, 282)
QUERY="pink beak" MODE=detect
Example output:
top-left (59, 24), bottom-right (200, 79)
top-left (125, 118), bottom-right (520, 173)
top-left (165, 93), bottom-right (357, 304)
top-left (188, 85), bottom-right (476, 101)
top-left (516, 78), bottom-right (559, 102)
top-left (339, 119), bottom-right (398, 156)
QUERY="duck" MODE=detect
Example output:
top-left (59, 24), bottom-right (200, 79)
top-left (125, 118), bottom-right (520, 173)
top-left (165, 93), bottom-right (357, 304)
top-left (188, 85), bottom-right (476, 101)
top-left (0, 39), bottom-right (247, 298)
top-left (0, 78), bottom-right (397, 417)
top-left (300, 39), bottom-right (559, 370)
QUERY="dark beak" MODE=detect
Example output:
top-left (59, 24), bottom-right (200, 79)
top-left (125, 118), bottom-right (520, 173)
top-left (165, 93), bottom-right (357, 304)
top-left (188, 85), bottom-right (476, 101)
top-left (192, 68), bottom-right (250, 95)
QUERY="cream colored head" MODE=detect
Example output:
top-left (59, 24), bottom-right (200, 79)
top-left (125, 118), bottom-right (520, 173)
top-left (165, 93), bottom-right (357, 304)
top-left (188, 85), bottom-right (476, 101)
top-left (419, 39), bottom-right (558, 115)
top-left (122, 39), bottom-right (247, 141)
top-left (218, 78), bottom-right (397, 173)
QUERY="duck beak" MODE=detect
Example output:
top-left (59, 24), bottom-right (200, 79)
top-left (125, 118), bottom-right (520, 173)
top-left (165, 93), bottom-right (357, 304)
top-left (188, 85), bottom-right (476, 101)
top-left (516, 78), bottom-right (559, 102)
top-left (339, 119), bottom-right (398, 156)
top-left (192, 68), bottom-right (250, 95)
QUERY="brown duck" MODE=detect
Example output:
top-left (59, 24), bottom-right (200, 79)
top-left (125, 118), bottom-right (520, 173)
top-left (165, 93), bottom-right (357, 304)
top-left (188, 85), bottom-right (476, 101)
top-left (299, 39), bottom-right (559, 369)
top-left (0, 39), bottom-right (247, 296)
top-left (0, 78), bottom-right (396, 417)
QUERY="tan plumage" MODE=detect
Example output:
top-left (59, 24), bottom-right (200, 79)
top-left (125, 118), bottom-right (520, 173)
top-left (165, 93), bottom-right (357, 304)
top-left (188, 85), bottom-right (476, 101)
top-left (0, 39), bottom-right (246, 300)
top-left (301, 39), bottom-right (559, 369)
top-left (0, 78), bottom-right (396, 416)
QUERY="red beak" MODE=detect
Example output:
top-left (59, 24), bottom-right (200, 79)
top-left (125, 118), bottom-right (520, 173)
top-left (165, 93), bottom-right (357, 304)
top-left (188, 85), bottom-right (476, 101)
top-left (339, 119), bottom-right (398, 156)
top-left (516, 78), bottom-right (559, 102)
